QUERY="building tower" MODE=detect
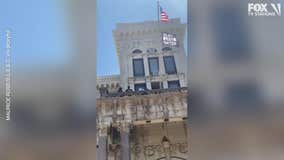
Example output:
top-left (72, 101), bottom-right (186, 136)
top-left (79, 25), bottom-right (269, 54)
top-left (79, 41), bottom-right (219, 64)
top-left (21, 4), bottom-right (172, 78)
top-left (96, 18), bottom-right (188, 160)
top-left (113, 18), bottom-right (187, 91)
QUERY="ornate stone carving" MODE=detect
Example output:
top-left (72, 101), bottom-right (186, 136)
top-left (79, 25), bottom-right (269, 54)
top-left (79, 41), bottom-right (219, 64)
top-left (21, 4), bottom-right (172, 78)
top-left (131, 142), bottom-right (188, 160)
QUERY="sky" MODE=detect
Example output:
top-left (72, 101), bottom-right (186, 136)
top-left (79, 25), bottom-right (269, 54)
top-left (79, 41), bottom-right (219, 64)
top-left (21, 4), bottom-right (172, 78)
top-left (0, 0), bottom-right (187, 74)
top-left (0, 0), bottom-right (70, 71)
top-left (97, 0), bottom-right (188, 76)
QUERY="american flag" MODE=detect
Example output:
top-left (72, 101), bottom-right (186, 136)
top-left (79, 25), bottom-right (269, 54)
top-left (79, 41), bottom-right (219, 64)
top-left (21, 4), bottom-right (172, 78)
top-left (160, 6), bottom-right (169, 22)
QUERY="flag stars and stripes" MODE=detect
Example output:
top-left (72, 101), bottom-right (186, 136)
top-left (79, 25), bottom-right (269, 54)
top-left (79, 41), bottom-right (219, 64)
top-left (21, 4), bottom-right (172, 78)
top-left (160, 6), bottom-right (169, 22)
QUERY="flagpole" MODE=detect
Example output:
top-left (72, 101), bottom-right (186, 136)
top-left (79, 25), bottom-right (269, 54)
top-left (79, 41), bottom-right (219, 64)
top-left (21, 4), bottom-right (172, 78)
top-left (157, 0), bottom-right (160, 22)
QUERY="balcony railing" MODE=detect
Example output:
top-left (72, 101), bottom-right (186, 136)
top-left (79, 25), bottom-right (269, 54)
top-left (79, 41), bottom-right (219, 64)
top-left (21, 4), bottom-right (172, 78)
top-left (98, 87), bottom-right (188, 98)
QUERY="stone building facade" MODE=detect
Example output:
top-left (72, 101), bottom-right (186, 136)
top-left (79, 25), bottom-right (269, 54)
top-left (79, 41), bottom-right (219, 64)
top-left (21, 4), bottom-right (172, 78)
top-left (96, 18), bottom-right (188, 160)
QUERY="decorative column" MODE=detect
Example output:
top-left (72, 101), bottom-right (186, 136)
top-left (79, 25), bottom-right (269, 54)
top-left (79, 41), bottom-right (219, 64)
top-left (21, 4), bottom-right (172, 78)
top-left (159, 55), bottom-right (166, 75)
top-left (126, 55), bottom-right (134, 90)
top-left (179, 73), bottom-right (187, 87)
top-left (143, 55), bottom-right (151, 89)
top-left (162, 75), bottom-right (168, 89)
top-left (146, 78), bottom-right (151, 90)
top-left (96, 127), bottom-right (108, 160)
top-left (159, 55), bottom-right (168, 89)
top-left (143, 55), bottom-right (149, 76)
top-left (120, 123), bottom-right (130, 160)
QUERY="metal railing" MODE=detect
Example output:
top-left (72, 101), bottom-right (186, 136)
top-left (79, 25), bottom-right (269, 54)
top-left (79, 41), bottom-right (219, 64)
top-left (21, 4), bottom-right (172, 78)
top-left (99, 87), bottom-right (188, 98)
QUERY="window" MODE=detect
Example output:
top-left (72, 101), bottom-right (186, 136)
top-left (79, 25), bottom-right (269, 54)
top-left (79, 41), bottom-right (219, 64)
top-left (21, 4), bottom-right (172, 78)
top-left (151, 82), bottom-right (161, 90)
top-left (133, 59), bottom-right (145, 77)
top-left (135, 83), bottom-right (147, 91)
top-left (110, 126), bottom-right (121, 144)
top-left (168, 80), bottom-right (180, 89)
top-left (162, 47), bottom-right (172, 52)
top-left (132, 49), bottom-right (142, 54)
top-left (163, 56), bottom-right (177, 74)
top-left (148, 57), bottom-right (159, 76)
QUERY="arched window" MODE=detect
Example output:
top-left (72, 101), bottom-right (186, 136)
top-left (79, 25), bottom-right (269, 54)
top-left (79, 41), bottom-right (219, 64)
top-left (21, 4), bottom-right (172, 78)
top-left (132, 49), bottom-right (142, 54)
top-left (162, 47), bottom-right (172, 52)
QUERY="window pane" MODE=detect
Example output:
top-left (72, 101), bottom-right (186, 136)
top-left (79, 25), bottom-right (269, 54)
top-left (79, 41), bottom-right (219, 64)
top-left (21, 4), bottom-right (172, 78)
top-left (133, 59), bottom-right (145, 77)
top-left (162, 47), bottom-right (172, 52)
top-left (148, 57), bottom-right (159, 76)
top-left (151, 82), bottom-right (161, 90)
top-left (163, 56), bottom-right (177, 74)
top-left (135, 83), bottom-right (146, 91)
top-left (168, 80), bottom-right (180, 89)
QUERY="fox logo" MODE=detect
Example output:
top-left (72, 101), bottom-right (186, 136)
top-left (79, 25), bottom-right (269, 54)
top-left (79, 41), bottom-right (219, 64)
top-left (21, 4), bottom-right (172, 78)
top-left (248, 3), bottom-right (282, 16)
top-left (271, 3), bottom-right (281, 16)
